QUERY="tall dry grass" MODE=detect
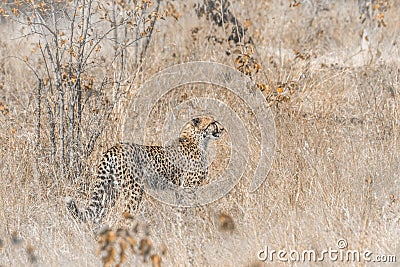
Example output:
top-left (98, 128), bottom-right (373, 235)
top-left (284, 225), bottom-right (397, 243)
top-left (1, 0), bottom-right (400, 266)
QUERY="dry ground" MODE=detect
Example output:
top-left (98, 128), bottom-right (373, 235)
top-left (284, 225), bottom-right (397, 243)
top-left (1, 0), bottom-right (400, 266)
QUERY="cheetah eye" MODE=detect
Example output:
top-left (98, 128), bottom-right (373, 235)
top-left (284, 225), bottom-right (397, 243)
top-left (192, 118), bottom-right (201, 126)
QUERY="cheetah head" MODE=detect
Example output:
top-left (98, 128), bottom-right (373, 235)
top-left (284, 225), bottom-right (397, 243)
top-left (180, 116), bottom-right (224, 144)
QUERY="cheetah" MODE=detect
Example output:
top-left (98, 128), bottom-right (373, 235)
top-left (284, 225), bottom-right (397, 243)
top-left (66, 116), bottom-right (224, 222)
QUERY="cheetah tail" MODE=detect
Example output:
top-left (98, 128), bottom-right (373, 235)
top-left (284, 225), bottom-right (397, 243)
top-left (65, 196), bottom-right (87, 222)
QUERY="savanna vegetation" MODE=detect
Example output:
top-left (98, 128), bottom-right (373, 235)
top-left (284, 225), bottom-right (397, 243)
top-left (0, 0), bottom-right (399, 266)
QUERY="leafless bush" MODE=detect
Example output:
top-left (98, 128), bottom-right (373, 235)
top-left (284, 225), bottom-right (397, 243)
top-left (1, 0), bottom-right (165, 181)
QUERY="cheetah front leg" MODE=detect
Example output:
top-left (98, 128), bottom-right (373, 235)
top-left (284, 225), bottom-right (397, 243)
top-left (122, 170), bottom-right (144, 218)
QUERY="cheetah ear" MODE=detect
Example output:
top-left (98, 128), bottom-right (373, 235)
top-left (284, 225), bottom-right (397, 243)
top-left (191, 117), bottom-right (201, 126)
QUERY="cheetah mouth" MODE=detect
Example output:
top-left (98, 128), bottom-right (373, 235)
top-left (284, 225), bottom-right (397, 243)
top-left (212, 130), bottom-right (223, 138)
top-left (213, 132), bottom-right (221, 138)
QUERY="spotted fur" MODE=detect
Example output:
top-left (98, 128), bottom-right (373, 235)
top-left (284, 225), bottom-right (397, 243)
top-left (66, 116), bottom-right (224, 222)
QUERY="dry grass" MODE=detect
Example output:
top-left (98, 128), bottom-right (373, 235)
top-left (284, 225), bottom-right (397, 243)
top-left (1, 0), bottom-right (400, 266)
